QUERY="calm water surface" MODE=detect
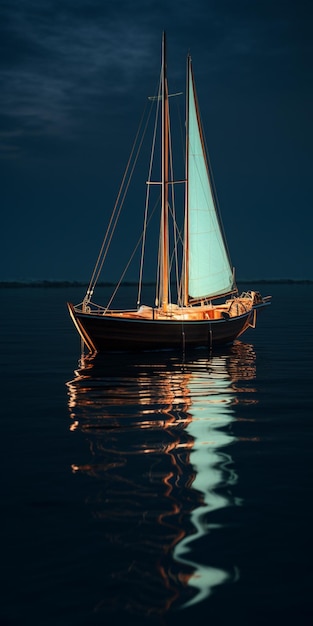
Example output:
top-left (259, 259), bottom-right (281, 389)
top-left (1, 284), bottom-right (312, 625)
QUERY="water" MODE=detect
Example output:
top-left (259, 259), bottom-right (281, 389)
top-left (1, 284), bottom-right (312, 625)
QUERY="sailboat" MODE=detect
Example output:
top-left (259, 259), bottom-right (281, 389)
top-left (68, 34), bottom-right (271, 353)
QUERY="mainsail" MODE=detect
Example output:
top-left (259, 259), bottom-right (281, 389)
top-left (187, 58), bottom-right (234, 300)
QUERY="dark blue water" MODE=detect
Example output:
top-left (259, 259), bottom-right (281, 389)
top-left (1, 284), bottom-right (312, 626)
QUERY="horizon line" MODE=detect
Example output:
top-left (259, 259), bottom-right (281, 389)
top-left (0, 278), bottom-right (312, 288)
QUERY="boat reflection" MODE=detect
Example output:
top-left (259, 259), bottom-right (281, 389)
top-left (66, 342), bottom-right (256, 618)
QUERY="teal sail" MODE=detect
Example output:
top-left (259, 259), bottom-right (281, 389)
top-left (187, 60), bottom-right (234, 300)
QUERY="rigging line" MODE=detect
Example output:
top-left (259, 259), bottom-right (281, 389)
top-left (148, 91), bottom-right (183, 100)
top-left (156, 218), bottom-right (163, 307)
top-left (90, 101), bottom-right (156, 295)
top-left (165, 97), bottom-right (186, 307)
top-left (168, 93), bottom-right (186, 307)
top-left (177, 274), bottom-right (184, 307)
top-left (166, 107), bottom-right (172, 307)
top-left (93, 104), bottom-right (154, 290)
top-left (155, 233), bottom-right (161, 308)
top-left (174, 89), bottom-right (186, 174)
top-left (137, 73), bottom-right (162, 307)
top-left (167, 202), bottom-right (184, 246)
top-left (86, 96), bottom-right (154, 300)
top-left (104, 198), bottom-right (160, 312)
top-left (86, 154), bottom-right (137, 300)
top-left (167, 201), bottom-right (185, 306)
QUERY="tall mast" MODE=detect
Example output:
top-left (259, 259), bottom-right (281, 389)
top-left (161, 32), bottom-right (169, 310)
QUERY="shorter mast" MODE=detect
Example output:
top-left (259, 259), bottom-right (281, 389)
top-left (183, 54), bottom-right (191, 307)
top-left (161, 32), bottom-right (169, 311)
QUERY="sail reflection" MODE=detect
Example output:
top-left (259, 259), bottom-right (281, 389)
top-left (66, 342), bottom-right (256, 617)
top-left (173, 361), bottom-right (239, 608)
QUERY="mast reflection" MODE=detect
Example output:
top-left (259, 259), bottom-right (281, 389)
top-left (66, 342), bottom-right (256, 617)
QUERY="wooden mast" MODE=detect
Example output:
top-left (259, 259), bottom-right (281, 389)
top-left (161, 32), bottom-right (169, 311)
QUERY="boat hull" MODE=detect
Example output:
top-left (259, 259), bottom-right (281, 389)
top-left (67, 303), bottom-right (256, 352)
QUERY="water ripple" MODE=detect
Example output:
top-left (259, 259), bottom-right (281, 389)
top-left (66, 342), bottom-right (256, 618)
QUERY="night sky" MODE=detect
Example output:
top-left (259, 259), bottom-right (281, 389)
top-left (1, 0), bottom-right (312, 282)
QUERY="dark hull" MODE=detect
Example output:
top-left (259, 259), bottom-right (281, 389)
top-left (68, 303), bottom-right (257, 352)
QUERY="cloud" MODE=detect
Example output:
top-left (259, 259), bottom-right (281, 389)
top-left (0, 0), bottom-right (158, 155)
top-left (1, 0), bottom-right (310, 159)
